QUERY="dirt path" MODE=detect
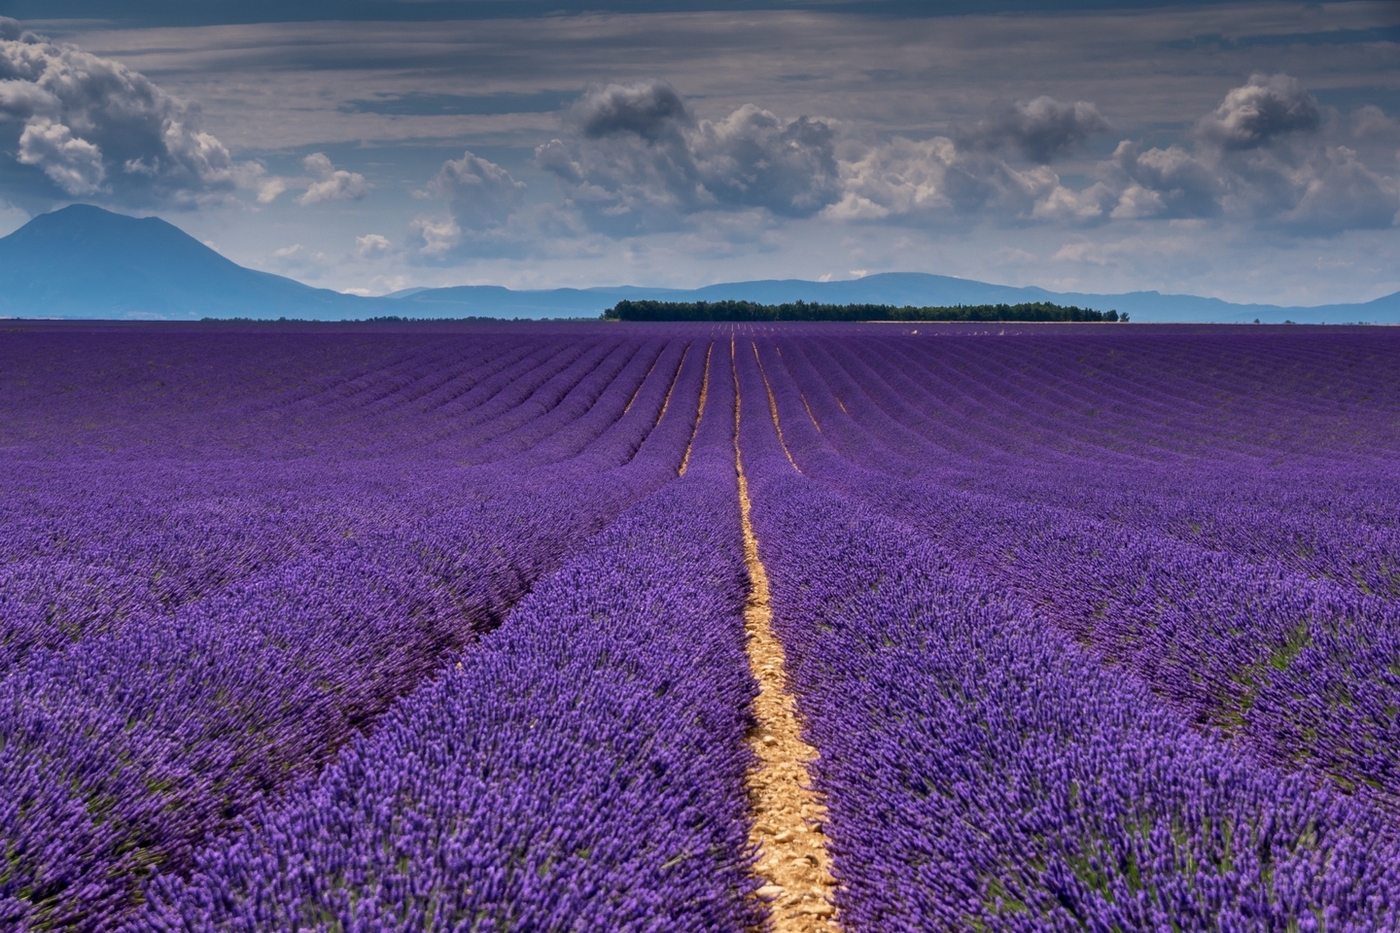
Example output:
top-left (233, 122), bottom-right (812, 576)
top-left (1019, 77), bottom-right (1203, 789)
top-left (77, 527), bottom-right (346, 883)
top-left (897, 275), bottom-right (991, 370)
top-left (733, 342), bottom-right (839, 932)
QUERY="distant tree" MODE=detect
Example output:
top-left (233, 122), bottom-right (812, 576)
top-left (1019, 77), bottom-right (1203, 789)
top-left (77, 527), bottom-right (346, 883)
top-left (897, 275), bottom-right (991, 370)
top-left (602, 299), bottom-right (1124, 323)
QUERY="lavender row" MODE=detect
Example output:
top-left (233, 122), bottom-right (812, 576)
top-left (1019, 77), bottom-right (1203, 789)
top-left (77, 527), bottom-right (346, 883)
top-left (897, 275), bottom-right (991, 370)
top-left (0, 332), bottom-right (679, 665)
top-left (0, 330), bottom-right (711, 929)
top-left (0, 331), bottom-right (583, 651)
top-left (135, 361), bottom-right (761, 932)
top-left (734, 372), bottom-right (1400, 929)
top-left (860, 328), bottom-right (1400, 465)
top-left (882, 334), bottom-right (1400, 596)
top-left (796, 333), bottom-right (1400, 596)
top-left (0, 329), bottom-right (691, 690)
top-left (762, 335), bottom-right (1400, 801)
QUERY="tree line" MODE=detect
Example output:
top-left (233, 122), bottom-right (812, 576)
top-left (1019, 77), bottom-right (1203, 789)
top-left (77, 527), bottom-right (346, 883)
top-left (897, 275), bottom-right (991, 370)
top-left (602, 299), bottom-right (1127, 323)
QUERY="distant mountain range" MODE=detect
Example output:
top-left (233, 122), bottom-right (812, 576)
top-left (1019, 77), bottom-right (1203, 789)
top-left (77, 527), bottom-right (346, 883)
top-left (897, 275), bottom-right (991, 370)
top-left (2, 205), bottom-right (1396, 324)
top-left (390, 277), bottom-right (1400, 324)
top-left (0, 205), bottom-right (368, 320)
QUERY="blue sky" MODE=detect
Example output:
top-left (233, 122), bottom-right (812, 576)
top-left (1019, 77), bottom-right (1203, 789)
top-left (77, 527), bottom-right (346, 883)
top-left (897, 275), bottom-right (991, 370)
top-left (0, 1), bottom-right (1397, 303)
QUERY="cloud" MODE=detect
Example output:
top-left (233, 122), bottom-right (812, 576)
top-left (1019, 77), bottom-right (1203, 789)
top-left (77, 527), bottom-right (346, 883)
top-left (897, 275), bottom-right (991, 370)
top-left (822, 137), bottom-right (955, 220)
top-left (427, 149), bottom-right (525, 229)
top-left (17, 119), bottom-right (105, 194)
top-left (1101, 141), bottom-right (1222, 220)
top-left (252, 174), bottom-right (289, 204)
top-left (0, 18), bottom-right (269, 206)
top-left (407, 149), bottom-right (553, 259)
top-left (26, 9), bottom-right (1390, 304)
top-left (409, 215), bottom-right (462, 257)
top-left (1195, 73), bottom-right (1321, 151)
top-left (956, 96), bottom-right (1109, 163)
top-left (1086, 74), bottom-right (1398, 235)
top-left (822, 135), bottom-right (1071, 224)
top-left (816, 74), bottom-right (1397, 238)
top-left (813, 97), bottom-right (1110, 227)
top-left (691, 105), bottom-right (841, 215)
top-left (298, 152), bottom-right (371, 205)
top-left (577, 80), bottom-right (688, 140)
top-left (354, 233), bottom-right (392, 258)
top-left (537, 79), bottom-right (840, 233)
top-left (1270, 144), bottom-right (1399, 234)
top-left (1030, 182), bottom-right (1116, 223)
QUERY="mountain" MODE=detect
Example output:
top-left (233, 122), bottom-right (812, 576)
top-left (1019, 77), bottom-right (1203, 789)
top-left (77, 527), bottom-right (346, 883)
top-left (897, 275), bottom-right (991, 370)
top-left (0, 204), bottom-right (372, 319)
top-left (395, 273), bottom-right (1400, 324)
top-left (1, 205), bottom-right (1394, 323)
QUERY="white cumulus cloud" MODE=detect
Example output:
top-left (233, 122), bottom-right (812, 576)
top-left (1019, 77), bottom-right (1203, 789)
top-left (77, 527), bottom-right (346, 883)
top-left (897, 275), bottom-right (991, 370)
top-left (408, 215), bottom-right (463, 257)
top-left (354, 233), bottom-right (392, 258)
top-left (298, 152), bottom-right (371, 205)
top-left (823, 135), bottom-right (1071, 225)
top-left (0, 17), bottom-right (272, 205)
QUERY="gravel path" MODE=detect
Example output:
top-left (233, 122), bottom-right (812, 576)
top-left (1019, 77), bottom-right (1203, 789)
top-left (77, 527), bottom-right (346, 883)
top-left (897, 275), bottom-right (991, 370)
top-left (734, 339), bottom-right (839, 932)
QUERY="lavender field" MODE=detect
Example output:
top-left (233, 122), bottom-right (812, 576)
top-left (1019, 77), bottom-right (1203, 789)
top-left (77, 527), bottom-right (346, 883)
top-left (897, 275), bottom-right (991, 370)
top-left (3, 320), bottom-right (1400, 932)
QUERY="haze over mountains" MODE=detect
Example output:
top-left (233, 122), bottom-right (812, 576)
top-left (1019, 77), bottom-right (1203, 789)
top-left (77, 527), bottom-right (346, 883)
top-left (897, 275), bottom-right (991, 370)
top-left (2, 206), bottom-right (1396, 324)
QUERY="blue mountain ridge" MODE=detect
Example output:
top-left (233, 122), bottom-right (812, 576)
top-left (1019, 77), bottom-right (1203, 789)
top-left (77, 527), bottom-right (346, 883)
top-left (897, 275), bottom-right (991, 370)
top-left (2, 205), bottom-right (1395, 323)
top-left (395, 275), bottom-right (1400, 324)
top-left (0, 204), bottom-right (373, 319)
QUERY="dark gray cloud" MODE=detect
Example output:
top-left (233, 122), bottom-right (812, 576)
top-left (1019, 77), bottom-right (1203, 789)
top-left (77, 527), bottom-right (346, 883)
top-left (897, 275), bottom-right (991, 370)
top-left (537, 79), bottom-right (840, 232)
top-left (534, 81), bottom-right (700, 232)
top-left (956, 96), bottom-right (1109, 163)
top-left (577, 80), bottom-right (689, 140)
top-left (0, 17), bottom-right (271, 205)
top-left (1195, 72), bottom-right (1321, 150)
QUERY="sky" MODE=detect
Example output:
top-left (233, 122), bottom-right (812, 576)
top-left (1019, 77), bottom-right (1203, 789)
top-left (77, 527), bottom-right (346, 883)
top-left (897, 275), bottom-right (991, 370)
top-left (0, 1), bottom-right (1397, 304)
